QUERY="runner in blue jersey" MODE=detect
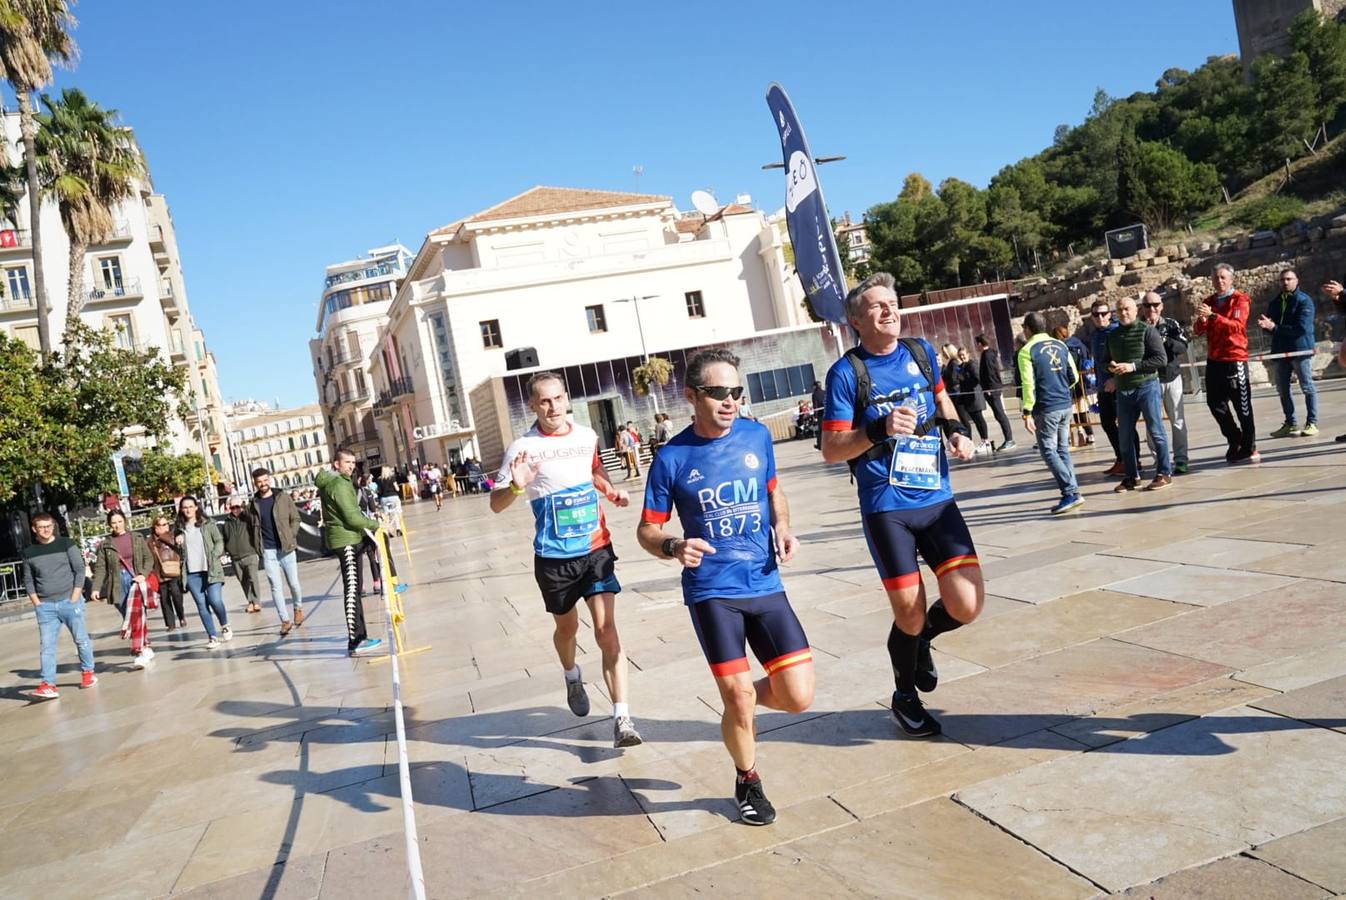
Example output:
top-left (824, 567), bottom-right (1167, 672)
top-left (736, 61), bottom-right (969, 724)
top-left (820, 272), bottom-right (985, 739)
top-left (638, 348), bottom-right (814, 826)
top-left (489, 371), bottom-right (642, 749)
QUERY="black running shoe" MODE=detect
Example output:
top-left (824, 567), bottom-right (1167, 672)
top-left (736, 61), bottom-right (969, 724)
top-left (892, 690), bottom-right (942, 738)
top-left (735, 777), bottom-right (776, 826)
top-left (914, 639), bottom-right (938, 693)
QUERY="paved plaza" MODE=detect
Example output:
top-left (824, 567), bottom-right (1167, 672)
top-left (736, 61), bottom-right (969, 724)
top-left (2, 382), bottom-right (1345, 899)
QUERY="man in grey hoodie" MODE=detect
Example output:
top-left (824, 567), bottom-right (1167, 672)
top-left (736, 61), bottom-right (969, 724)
top-left (22, 512), bottom-right (96, 698)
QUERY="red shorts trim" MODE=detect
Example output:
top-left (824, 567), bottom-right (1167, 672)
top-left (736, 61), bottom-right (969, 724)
top-left (881, 572), bottom-right (922, 591)
top-left (934, 554), bottom-right (980, 578)
top-left (709, 657), bottom-right (750, 677)
top-left (763, 649), bottom-right (812, 675)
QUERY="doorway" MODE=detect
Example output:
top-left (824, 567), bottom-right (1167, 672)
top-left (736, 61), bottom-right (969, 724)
top-left (586, 397), bottom-right (624, 449)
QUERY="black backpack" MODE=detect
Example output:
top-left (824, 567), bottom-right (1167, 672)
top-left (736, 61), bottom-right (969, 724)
top-left (844, 337), bottom-right (938, 473)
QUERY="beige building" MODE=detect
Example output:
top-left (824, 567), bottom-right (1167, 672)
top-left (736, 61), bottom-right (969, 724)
top-left (309, 245), bottom-right (414, 469)
top-left (0, 110), bottom-right (228, 467)
top-left (228, 404), bottom-right (330, 490)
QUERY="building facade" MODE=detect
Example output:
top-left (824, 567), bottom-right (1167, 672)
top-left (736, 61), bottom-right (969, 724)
top-left (309, 245), bottom-right (413, 469)
top-left (835, 212), bottom-right (872, 268)
top-left (0, 110), bottom-right (228, 467)
top-left (367, 186), bottom-right (823, 469)
top-left (228, 404), bottom-right (330, 490)
top-left (1232, 0), bottom-right (1346, 77)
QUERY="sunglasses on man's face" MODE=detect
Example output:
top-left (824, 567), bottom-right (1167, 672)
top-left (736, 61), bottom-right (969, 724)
top-left (1092, 311), bottom-right (1110, 317)
top-left (1142, 303), bottom-right (1162, 308)
top-left (694, 385), bottom-right (744, 401)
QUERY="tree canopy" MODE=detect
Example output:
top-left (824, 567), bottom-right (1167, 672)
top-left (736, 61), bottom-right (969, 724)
top-left (865, 10), bottom-right (1346, 293)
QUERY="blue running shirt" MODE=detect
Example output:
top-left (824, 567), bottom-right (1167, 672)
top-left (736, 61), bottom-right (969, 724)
top-left (494, 422), bottom-right (612, 559)
top-left (641, 419), bottom-right (783, 604)
top-left (822, 338), bottom-right (953, 514)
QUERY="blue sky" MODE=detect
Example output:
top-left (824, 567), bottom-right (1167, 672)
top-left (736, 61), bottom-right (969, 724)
top-left (28, 1), bottom-right (1238, 407)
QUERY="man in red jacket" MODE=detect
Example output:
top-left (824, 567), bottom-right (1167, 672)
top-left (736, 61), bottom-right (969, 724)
top-left (1194, 263), bottom-right (1258, 463)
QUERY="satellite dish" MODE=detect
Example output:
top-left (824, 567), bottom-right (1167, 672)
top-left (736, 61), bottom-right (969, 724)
top-left (690, 190), bottom-right (720, 217)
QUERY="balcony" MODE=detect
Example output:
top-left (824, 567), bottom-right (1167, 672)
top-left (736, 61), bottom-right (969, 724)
top-left (337, 386), bottom-right (371, 407)
top-left (345, 428), bottom-right (380, 445)
top-left (0, 228), bottom-right (31, 256)
top-left (323, 344), bottom-right (364, 371)
top-left (86, 277), bottom-right (143, 303)
top-left (0, 290), bottom-right (34, 313)
top-left (92, 223), bottom-right (132, 246)
top-left (389, 376), bottom-right (415, 398)
top-left (323, 258), bottom-right (407, 291)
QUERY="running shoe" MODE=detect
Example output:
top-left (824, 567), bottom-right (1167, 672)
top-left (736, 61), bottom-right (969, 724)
top-left (1143, 474), bottom-right (1173, 491)
top-left (1270, 422), bottom-right (1299, 438)
top-left (1235, 450), bottom-right (1262, 464)
top-left (1300, 424), bottom-right (1318, 437)
top-left (566, 669), bottom-right (591, 717)
top-left (349, 638), bottom-right (384, 657)
top-left (393, 583), bottom-right (408, 594)
top-left (131, 652), bottom-right (149, 669)
top-left (892, 690), bottom-right (942, 737)
top-left (206, 636), bottom-right (221, 650)
top-left (221, 626), bottom-right (234, 642)
top-left (1174, 462), bottom-right (1189, 475)
top-left (80, 671), bottom-right (98, 689)
top-left (914, 639), bottom-right (938, 693)
top-left (997, 439), bottom-right (1017, 451)
top-left (735, 776), bottom-right (776, 826)
top-left (1113, 478), bottom-right (1139, 493)
top-left (1051, 494), bottom-right (1085, 515)
top-left (613, 715), bottom-right (644, 748)
top-left (33, 682), bottom-right (59, 699)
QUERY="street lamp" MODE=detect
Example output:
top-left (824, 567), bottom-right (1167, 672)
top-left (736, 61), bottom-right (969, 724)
top-left (613, 294), bottom-right (660, 414)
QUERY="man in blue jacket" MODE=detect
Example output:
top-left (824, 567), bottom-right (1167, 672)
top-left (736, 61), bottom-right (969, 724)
top-left (1258, 269), bottom-right (1317, 437)
top-left (1018, 312), bottom-right (1084, 515)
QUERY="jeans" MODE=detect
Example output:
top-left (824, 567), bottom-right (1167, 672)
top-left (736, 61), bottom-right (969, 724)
top-left (116, 569), bottom-right (134, 615)
top-left (159, 579), bottom-right (186, 627)
top-left (1274, 356), bottom-right (1318, 425)
top-left (1118, 379), bottom-right (1171, 480)
top-left (184, 572), bottom-right (228, 638)
top-left (1098, 389), bottom-right (1139, 467)
top-left (35, 599), bottom-right (95, 683)
top-left (261, 548), bottom-right (303, 623)
top-left (1147, 378), bottom-right (1189, 467)
top-left (1033, 408), bottom-right (1079, 497)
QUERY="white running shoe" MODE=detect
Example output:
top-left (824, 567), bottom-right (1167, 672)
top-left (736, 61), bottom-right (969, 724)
top-left (206, 636), bottom-right (221, 650)
top-left (221, 626), bottom-right (234, 642)
top-left (131, 652), bottom-right (149, 669)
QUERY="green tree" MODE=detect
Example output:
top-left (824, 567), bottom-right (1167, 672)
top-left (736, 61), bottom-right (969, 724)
top-left (1129, 141), bottom-right (1220, 231)
top-left (1289, 9), bottom-right (1346, 125)
top-left (124, 450), bottom-right (207, 504)
top-left (0, 0), bottom-right (76, 359)
top-left (34, 87), bottom-right (146, 343)
top-left (1252, 51), bottom-right (1318, 167)
top-left (0, 322), bottom-right (185, 507)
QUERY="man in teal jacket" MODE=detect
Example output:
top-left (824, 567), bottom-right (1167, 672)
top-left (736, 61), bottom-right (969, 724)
top-left (1017, 312), bottom-right (1084, 515)
top-left (316, 449), bottom-right (383, 657)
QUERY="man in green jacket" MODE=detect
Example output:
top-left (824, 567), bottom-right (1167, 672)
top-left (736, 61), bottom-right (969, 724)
top-left (1099, 295), bottom-right (1173, 493)
top-left (221, 495), bottom-right (263, 614)
top-left (316, 449), bottom-right (383, 657)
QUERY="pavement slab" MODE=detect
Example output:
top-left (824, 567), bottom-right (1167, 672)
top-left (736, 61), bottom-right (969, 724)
top-left (1234, 641), bottom-right (1346, 692)
top-left (1107, 564), bottom-right (1299, 606)
top-left (1249, 674), bottom-right (1346, 734)
top-left (957, 706), bottom-right (1346, 892)
top-left (1249, 817), bottom-right (1346, 894)
top-left (1116, 854), bottom-right (1332, 899)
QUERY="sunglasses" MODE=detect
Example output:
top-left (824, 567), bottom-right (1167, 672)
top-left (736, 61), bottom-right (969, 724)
top-left (1092, 310), bottom-right (1110, 317)
top-left (694, 385), bottom-right (744, 401)
top-left (1142, 303), bottom-right (1161, 308)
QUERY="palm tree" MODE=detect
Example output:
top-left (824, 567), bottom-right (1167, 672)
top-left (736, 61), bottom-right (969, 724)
top-left (0, 0), bottom-right (77, 360)
top-left (34, 87), bottom-right (144, 344)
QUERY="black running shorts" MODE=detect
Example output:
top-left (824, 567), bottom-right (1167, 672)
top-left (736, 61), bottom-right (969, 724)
top-left (861, 499), bottom-right (978, 591)
top-left (533, 544), bottom-right (621, 616)
top-left (688, 591), bottom-right (811, 678)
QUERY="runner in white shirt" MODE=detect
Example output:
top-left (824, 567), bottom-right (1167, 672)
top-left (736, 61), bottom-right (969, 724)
top-left (489, 371), bottom-right (643, 748)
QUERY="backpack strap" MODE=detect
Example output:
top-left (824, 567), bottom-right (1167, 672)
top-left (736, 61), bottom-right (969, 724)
top-left (845, 339), bottom-right (938, 474)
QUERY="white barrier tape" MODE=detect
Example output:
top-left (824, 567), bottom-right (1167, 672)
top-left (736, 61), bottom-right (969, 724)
top-left (1177, 348), bottom-right (1316, 369)
top-left (369, 529), bottom-right (427, 900)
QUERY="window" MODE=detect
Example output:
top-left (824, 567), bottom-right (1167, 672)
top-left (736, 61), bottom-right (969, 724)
top-left (108, 314), bottom-right (135, 350)
top-left (685, 291), bottom-right (705, 318)
top-left (746, 363), bottom-right (817, 404)
top-left (480, 319), bottom-right (502, 349)
top-left (12, 325), bottom-right (39, 349)
top-left (98, 257), bottom-right (124, 290)
top-left (585, 304), bottom-right (607, 333)
top-left (5, 266), bottom-right (31, 302)
top-left (305, 451), bottom-right (313, 465)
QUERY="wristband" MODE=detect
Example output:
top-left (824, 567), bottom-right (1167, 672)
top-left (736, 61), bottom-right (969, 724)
top-left (509, 482), bottom-right (525, 495)
top-left (939, 418), bottom-right (970, 441)
top-left (864, 416), bottom-right (890, 446)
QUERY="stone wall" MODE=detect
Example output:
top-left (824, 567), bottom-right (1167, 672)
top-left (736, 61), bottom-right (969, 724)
top-left (1008, 213), bottom-right (1346, 386)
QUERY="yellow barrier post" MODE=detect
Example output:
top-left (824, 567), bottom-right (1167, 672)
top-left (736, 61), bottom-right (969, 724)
top-left (368, 527), bottom-right (431, 664)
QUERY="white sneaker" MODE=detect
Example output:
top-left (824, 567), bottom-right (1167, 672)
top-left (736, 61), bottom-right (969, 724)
top-left (131, 652), bottom-right (149, 669)
top-left (221, 626), bottom-right (234, 642)
top-left (143, 646), bottom-right (155, 659)
top-left (206, 636), bottom-right (221, 650)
